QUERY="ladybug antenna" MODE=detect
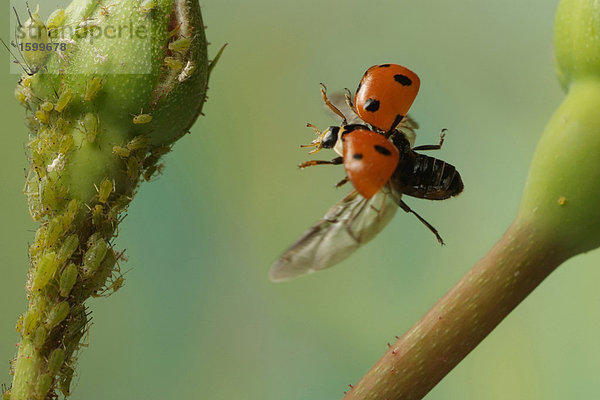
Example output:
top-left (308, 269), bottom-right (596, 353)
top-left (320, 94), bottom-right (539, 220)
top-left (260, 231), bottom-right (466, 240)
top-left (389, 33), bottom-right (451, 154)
top-left (319, 83), bottom-right (347, 125)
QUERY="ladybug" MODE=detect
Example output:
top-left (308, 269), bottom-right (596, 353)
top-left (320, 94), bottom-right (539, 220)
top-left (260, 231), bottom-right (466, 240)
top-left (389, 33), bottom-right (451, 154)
top-left (354, 64), bottom-right (420, 133)
top-left (300, 85), bottom-right (400, 199)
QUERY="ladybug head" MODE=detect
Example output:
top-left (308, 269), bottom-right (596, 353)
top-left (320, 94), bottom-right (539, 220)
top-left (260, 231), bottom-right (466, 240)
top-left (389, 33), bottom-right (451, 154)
top-left (301, 124), bottom-right (340, 154)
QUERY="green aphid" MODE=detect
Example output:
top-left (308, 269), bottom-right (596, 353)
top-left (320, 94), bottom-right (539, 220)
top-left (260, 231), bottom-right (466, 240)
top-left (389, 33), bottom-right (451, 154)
top-left (29, 225), bottom-right (47, 258)
top-left (59, 366), bottom-right (74, 396)
top-left (33, 325), bottom-right (48, 349)
top-left (63, 199), bottom-right (81, 227)
top-left (132, 112), bottom-right (152, 124)
top-left (44, 217), bottom-right (64, 247)
top-left (84, 76), bottom-right (103, 101)
top-left (168, 37), bottom-right (191, 52)
top-left (126, 156), bottom-right (141, 180)
top-left (140, 0), bottom-right (157, 14)
top-left (82, 113), bottom-right (99, 143)
top-left (127, 135), bottom-right (149, 151)
top-left (112, 145), bottom-right (131, 158)
top-left (33, 252), bottom-right (59, 292)
top-left (55, 88), bottom-right (72, 112)
top-left (46, 9), bottom-right (66, 32)
top-left (46, 301), bottom-right (70, 329)
top-left (40, 101), bottom-right (54, 112)
top-left (164, 56), bottom-right (183, 70)
top-left (98, 179), bottom-right (114, 204)
top-left (59, 263), bottom-right (78, 298)
top-left (18, 4), bottom-right (50, 74)
top-left (23, 308), bottom-right (40, 337)
top-left (48, 348), bottom-right (66, 374)
top-left (92, 204), bottom-right (104, 227)
top-left (35, 109), bottom-right (50, 124)
top-left (83, 238), bottom-right (108, 276)
top-left (59, 134), bottom-right (73, 154)
top-left (58, 235), bottom-right (79, 262)
top-left (36, 373), bottom-right (52, 398)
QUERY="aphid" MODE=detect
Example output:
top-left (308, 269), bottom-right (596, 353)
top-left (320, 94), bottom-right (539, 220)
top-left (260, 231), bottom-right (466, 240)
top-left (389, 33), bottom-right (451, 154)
top-left (44, 217), bottom-right (64, 247)
top-left (55, 88), bottom-right (72, 112)
top-left (59, 263), bottom-right (78, 297)
top-left (48, 348), bottom-right (66, 374)
top-left (45, 301), bottom-right (70, 329)
top-left (112, 145), bottom-right (131, 158)
top-left (97, 178), bottom-right (114, 204)
top-left (36, 373), bottom-right (52, 398)
top-left (92, 204), bottom-right (104, 226)
top-left (270, 79), bottom-right (463, 281)
top-left (35, 109), bottom-right (50, 124)
top-left (46, 8), bottom-right (66, 32)
top-left (23, 308), bottom-right (40, 337)
top-left (40, 101), bottom-right (54, 112)
top-left (127, 135), bottom-right (148, 151)
top-left (32, 252), bottom-right (59, 292)
top-left (33, 325), bottom-right (48, 349)
top-left (353, 64), bottom-right (421, 133)
top-left (58, 235), bottom-right (79, 262)
top-left (59, 135), bottom-right (73, 154)
top-left (132, 111), bottom-right (152, 124)
top-left (164, 56), bottom-right (183, 70)
top-left (168, 37), bottom-right (191, 52)
top-left (59, 366), bottom-right (74, 396)
top-left (11, 4), bottom-right (50, 75)
top-left (82, 238), bottom-right (108, 276)
top-left (81, 112), bottom-right (99, 143)
top-left (14, 86), bottom-right (27, 104)
top-left (140, 0), bottom-right (157, 14)
top-left (84, 76), bottom-right (103, 101)
top-left (126, 156), bottom-right (141, 179)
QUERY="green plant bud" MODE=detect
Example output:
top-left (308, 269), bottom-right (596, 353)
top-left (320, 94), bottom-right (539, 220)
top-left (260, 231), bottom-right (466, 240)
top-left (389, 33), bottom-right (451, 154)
top-left (45, 301), bottom-right (70, 329)
top-left (32, 252), bottom-right (59, 292)
top-left (47, 348), bottom-right (66, 374)
top-left (36, 373), bottom-right (52, 398)
top-left (59, 263), bottom-right (78, 297)
top-left (58, 235), bottom-right (79, 262)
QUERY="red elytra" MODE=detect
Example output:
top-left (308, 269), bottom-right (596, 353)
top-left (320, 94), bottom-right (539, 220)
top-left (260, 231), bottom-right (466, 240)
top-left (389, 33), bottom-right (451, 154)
top-left (342, 128), bottom-right (400, 199)
top-left (354, 64), bottom-right (420, 132)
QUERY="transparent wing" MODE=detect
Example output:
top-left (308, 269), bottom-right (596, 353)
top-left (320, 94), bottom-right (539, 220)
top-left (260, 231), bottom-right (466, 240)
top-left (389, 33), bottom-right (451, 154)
top-left (325, 91), bottom-right (363, 125)
top-left (269, 189), bottom-right (398, 282)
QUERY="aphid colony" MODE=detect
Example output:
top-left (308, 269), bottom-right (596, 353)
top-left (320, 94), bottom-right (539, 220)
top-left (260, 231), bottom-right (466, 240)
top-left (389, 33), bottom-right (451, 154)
top-left (270, 64), bottom-right (464, 282)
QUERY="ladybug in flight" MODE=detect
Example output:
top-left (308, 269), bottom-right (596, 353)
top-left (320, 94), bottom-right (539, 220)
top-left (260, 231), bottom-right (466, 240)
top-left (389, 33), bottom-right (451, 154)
top-left (269, 65), bottom-right (463, 282)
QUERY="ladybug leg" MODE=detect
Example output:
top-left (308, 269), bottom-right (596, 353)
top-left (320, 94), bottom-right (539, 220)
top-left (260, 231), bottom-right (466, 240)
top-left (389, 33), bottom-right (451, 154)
top-left (335, 176), bottom-right (348, 188)
top-left (398, 200), bottom-right (445, 245)
top-left (413, 129), bottom-right (447, 151)
top-left (343, 88), bottom-right (359, 116)
top-left (298, 156), bottom-right (343, 169)
top-left (319, 83), bottom-right (347, 124)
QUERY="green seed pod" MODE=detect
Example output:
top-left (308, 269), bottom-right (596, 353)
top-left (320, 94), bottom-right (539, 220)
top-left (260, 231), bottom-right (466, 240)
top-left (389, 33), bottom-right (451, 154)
top-left (168, 37), bottom-right (191, 52)
top-left (46, 9), bottom-right (66, 32)
top-left (48, 348), bottom-right (66, 374)
top-left (83, 239), bottom-right (108, 276)
top-left (18, 5), bottom-right (50, 73)
top-left (84, 77), bottom-right (103, 101)
top-left (127, 135), bottom-right (149, 151)
top-left (46, 301), bottom-right (70, 329)
top-left (82, 113), bottom-right (99, 143)
top-left (58, 235), bottom-right (79, 262)
top-left (33, 325), bottom-right (48, 349)
top-left (59, 366), bottom-right (74, 397)
top-left (59, 263), bottom-right (78, 298)
top-left (32, 252), bottom-right (59, 292)
top-left (55, 88), bottom-right (72, 112)
top-left (97, 179), bottom-right (114, 204)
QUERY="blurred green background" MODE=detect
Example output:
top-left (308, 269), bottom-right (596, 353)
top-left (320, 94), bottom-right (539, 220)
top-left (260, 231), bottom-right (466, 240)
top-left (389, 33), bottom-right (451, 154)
top-left (2, 0), bottom-right (600, 399)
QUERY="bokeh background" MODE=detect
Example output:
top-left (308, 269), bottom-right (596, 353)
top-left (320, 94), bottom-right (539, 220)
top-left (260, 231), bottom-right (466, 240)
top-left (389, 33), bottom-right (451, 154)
top-left (2, 0), bottom-right (600, 399)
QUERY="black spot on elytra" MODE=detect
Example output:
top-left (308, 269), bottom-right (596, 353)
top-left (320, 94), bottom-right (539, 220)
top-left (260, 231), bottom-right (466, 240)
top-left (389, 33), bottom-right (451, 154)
top-left (374, 145), bottom-right (392, 156)
top-left (353, 153), bottom-right (363, 160)
top-left (394, 74), bottom-right (412, 86)
top-left (378, 64), bottom-right (391, 68)
top-left (364, 98), bottom-right (380, 112)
